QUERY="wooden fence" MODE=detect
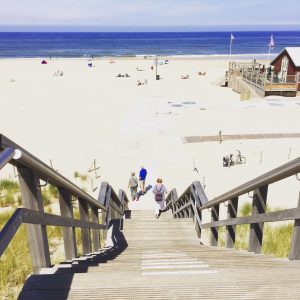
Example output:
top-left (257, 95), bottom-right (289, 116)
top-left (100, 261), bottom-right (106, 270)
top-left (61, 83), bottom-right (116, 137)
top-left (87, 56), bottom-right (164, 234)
top-left (165, 157), bottom-right (300, 260)
top-left (0, 134), bottom-right (129, 273)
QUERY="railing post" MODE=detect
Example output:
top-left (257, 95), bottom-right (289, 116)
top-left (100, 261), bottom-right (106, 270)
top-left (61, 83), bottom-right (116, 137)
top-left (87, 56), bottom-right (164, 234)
top-left (17, 167), bottom-right (51, 273)
top-left (289, 192), bottom-right (300, 260)
top-left (91, 205), bottom-right (100, 251)
top-left (226, 197), bottom-right (238, 248)
top-left (210, 204), bottom-right (219, 246)
top-left (248, 185), bottom-right (268, 253)
top-left (172, 189), bottom-right (178, 218)
top-left (78, 198), bottom-right (92, 255)
top-left (58, 188), bottom-right (77, 260)
top-left (188, 192), bottom-right (193, 218)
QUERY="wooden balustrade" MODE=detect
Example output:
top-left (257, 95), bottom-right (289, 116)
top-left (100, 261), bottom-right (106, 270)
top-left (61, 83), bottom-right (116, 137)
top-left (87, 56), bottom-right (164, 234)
top-left (165, 157), bottom-right (300, 260)
top-left (0, 134), bottom-right (129, 273)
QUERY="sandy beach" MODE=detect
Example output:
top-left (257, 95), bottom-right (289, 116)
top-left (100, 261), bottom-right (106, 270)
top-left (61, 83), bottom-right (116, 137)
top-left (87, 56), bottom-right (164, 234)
top-left (0, 57), bottom-right (300, 218)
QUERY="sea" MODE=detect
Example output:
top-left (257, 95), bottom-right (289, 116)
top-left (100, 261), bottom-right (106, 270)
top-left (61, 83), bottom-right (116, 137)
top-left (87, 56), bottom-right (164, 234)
top-left (0, 31), bottom-right (299, 58)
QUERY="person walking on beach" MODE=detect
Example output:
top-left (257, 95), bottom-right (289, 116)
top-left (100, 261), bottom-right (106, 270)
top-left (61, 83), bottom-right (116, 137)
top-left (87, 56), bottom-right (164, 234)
top-left (128, 171), bottom-right (138, 201)
top-left (139, 165), bottom-right (147, 194)
top-left (152, 178), bottom-right (168, 219)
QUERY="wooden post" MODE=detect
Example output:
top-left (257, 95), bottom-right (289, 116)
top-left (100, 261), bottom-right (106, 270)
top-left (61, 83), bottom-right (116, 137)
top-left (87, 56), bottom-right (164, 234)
top-left (289, 192), bottom-right (300, 260)
top-left (226, 197), bottom-right (238, 248)
top-left (58, 188), bottom-right (77, 260)
top-left (172, 190), bottom-right (179, 218)
top-left (17, 167), bottom-right (51, 273)
top-left (101, 209), bottom-right (108, 248)
top-left (248, 186), bottom-right (268, 253)
top-left (91, 205), bottom-right (100, 251)
top-left (195, 205), bottom-right (202, 239)
top-left (78, 198), bottom-right (92, 255)
top-left (210, 204), bottom-right (219, 246)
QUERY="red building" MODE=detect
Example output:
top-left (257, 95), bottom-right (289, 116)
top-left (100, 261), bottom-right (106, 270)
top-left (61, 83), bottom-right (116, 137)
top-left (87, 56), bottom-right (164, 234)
top-left (271, 47), bottom-right (300, 91)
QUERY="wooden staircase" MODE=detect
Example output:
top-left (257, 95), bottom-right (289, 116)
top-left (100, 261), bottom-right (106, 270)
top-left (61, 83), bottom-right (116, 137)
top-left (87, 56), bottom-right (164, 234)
top-left (19, 210), bottom-right (300, 299)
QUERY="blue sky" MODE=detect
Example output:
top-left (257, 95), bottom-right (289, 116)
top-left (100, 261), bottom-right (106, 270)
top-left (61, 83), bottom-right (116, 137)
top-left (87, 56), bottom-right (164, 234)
top-left (0, 0), bottom-right (299, 31)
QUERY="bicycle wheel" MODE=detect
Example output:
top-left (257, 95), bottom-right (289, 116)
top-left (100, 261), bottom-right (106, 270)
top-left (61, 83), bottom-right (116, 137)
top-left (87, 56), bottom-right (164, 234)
top-left (240, 156), bottom-right (246, 164)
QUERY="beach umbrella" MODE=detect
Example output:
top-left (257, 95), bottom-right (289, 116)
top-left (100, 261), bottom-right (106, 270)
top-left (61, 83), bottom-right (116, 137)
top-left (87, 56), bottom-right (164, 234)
top-left (41, 60), bottom-right (48, 64)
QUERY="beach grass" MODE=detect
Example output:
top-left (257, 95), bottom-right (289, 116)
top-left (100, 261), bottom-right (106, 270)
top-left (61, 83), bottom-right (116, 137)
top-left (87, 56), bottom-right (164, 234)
top-left (207, 202), bottom-right (293, 258)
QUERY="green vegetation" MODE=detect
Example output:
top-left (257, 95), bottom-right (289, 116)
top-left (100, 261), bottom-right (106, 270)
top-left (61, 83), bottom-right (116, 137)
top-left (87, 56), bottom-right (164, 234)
top-left (74, 171), bottom-right (88, 182)
top-left (0, 179), bottom-right (20, 208)
top-left (212, 202), bottom-right (294, 258)
top-left (0, 177), bottom-right (102, 299)
top-left (0, 212), bottom-right (32, 300)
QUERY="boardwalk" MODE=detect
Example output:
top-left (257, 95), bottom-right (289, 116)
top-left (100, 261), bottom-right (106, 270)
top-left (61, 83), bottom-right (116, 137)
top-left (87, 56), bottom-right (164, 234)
top-left (182, 132), bottom-right (300, 143)
top-left (20, 210), bottom-right (300, 300)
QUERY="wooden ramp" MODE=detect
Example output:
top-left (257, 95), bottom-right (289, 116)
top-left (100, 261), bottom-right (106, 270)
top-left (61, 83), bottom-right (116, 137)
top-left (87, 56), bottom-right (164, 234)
top-left (19, 210), bottom-right (300, 299)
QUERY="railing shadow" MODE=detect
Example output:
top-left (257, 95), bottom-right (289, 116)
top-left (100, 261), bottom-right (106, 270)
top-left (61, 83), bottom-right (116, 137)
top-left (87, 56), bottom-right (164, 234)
top-left (18, 219), bottom-right (128, 300)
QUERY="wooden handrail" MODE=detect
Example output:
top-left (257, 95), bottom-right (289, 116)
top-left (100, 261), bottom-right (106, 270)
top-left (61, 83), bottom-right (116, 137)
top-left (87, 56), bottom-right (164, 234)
top-left (165, 157), bottom-right (300, 260)
top-left (0, 134), bottom-right (106, 211)
top-left (0, 134), bottom-right (129, 273)
top-left (201, 157), bottom-right (300, 211)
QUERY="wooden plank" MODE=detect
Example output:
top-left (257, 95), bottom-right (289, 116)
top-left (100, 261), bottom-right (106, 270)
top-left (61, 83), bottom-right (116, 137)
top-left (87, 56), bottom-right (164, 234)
top-left (98, 182), bottom-right (109, 207)
top-left (21, 208), bottom-right (105, 230)
top-left (249, 185), bottom-right (268, 254)
top-left (173, 201), bottom-right (193, 216)
top-left (0, 208), bottom-right (23, 257)
top-left (78, 198), bottom-right (92, 255)
top-left (290, 192), bottom-right (300, 260)
top-left (91, 206), bottom-right (100, 252)
top-left (193, 181), bottom-right (208, 206)
top-left (210, 205), bottom-right (219, 246)
top-left (58, 188), bottom-right (77, 260)
top-left (226, 197), bottom-right (238, 248)
top-left (171, 189), bottom-right (179, 218)
top-left (201, 207), bottom-right (300, 229)
top-left (18, 167), bottom-right (51, 273)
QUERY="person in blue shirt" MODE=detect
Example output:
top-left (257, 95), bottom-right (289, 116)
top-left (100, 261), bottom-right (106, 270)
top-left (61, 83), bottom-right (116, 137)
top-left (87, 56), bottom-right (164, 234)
top-left (139, 165), bottom-right (147, 194)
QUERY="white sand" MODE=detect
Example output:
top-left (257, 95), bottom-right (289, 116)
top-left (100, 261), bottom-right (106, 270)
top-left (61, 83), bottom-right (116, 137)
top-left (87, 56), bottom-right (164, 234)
top-left (0, 57), bottom-right (300, 218)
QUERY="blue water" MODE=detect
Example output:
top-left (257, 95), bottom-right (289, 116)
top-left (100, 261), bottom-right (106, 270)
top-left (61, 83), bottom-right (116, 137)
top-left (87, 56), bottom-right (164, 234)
top-left (0, 31), bottom-right (299, 58)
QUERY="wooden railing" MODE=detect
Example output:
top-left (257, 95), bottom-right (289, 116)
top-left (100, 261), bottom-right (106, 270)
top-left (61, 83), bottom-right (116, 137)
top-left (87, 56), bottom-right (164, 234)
top-left (0, 134), bottom-right (129, 273)
top-left (165, 157), bottom-right (300, 260)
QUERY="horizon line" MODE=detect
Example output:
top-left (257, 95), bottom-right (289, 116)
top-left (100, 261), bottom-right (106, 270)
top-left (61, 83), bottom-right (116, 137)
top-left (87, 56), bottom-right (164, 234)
top-left (0, 24), bottom-right (300, 33)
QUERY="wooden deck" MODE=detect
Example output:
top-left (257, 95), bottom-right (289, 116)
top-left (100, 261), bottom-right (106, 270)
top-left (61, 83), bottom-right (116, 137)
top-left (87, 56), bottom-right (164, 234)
top-left (19, 210), bottom-right (300, 299)
top-left (183, 132), bottom-right (300, 144)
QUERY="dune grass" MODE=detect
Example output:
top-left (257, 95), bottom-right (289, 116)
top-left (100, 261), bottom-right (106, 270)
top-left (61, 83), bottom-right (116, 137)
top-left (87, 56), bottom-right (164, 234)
top-left (0, 177), bottom-right (103, 298)
top-left (214, 202), bottom-right (294, 257)
top-left (0, 212), bottom-right (32, 300)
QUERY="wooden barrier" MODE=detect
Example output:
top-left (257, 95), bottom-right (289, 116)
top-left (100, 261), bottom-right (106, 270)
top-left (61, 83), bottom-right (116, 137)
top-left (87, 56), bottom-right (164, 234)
top-left (0, 134), bottom-right (129, 273)
top-left (165, 157), bottom-right (300, 259)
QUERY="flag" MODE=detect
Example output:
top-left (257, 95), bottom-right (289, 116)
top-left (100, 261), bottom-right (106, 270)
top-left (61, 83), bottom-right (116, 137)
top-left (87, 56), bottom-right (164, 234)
top-left (268, 35), bottom-right (275, 49)
top-left (230, 33), bottom-right (235, 44)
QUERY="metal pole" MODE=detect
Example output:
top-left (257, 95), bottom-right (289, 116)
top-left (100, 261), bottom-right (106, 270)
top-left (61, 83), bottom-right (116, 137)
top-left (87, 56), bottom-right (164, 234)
top-left (0, 147), bottom-right (21, 170)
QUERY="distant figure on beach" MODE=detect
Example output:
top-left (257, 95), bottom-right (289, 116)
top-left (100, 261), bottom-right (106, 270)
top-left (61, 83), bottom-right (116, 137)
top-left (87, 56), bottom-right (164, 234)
top-left (198, 71), bottom-right (206, 76)
top-left (181, 75), bottom-right (189, 79)
top-left (151, 65), bottom-right (154, 70)
top-left (128, 171), bottom-right (138, 201)
top-left (139, 166), bottom-right (147, 194)
top-left (152, 178), bottom-right (168, 219)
